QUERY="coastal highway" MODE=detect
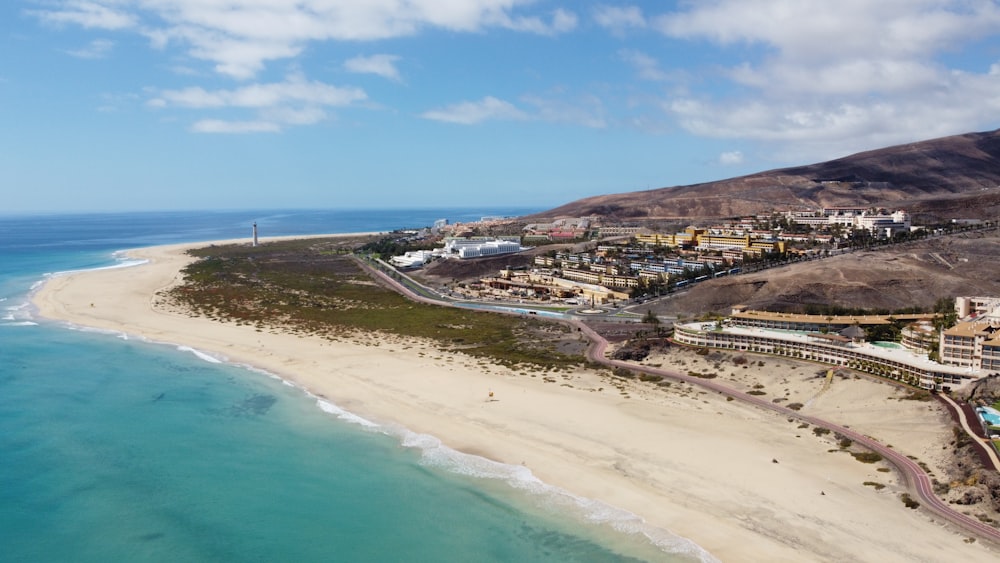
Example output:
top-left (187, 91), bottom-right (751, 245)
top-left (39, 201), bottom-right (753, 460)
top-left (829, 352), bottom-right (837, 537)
top-left (358, 256), bottom-right (1000, 547)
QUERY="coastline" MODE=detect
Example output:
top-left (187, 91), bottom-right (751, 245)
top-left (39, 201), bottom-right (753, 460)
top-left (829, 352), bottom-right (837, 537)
top-left (32, 239), bottom-right (1000, 562)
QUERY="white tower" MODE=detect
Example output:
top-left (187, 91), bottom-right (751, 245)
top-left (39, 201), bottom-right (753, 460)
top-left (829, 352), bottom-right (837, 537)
top-left (252, 222), bottom-right (258, 247)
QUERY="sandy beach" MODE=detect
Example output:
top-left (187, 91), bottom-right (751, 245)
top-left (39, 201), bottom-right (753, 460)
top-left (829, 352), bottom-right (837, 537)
top-left (33, 240), bottom-right (1000, 562)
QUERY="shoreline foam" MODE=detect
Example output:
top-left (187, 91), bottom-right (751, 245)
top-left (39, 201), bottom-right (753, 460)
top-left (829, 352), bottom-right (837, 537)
top-left (31, 239), bottom-right (1000, 562)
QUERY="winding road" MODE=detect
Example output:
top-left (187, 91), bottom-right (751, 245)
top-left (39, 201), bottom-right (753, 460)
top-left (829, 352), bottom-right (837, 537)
top-left (359, 256), bottom-right (1000, 547)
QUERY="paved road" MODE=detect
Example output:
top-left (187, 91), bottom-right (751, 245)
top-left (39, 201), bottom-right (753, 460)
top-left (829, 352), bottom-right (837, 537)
top-left (361, 256), bottom-right (1000, 546)
top-left (938, 393), bottom-right (1000, 472)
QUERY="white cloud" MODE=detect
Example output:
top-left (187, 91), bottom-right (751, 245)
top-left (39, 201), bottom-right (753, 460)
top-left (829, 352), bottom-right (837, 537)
top-left (32, 1), bottom-right (576, 79)
top-left (421, 96), bottom-right (527, 125)
top-left (422, 93), bottom-right (606, 128)
top-left (345, 54), bottom-right (402, 81)
top-left (150, 73), bottom-right (366, 133)
top-left (654, 1), bottom-right (1000, 62)
top-left (668, 79), bottom-right (1000, 162)
top-left (66, 38), bottom-right (114, 59)
top-left (718, 150), bottom-right (744, 166)
top-left (191, 119), bottom-right (282, 134)
top-left (651, 0), bottom-right (1000, 161)
top-left (150, 74), bottom-right (366, 109)
top-left (30, 0), bottom-right (137, 30)
top-left (619, 49), bottom-right (673, 82)
top-left (593, 5), bottom-right (645, 36)
top-left (260, 106), bottom-right (329, 126)
top-left (521, 94), bottom-right (606, 128)
top-left (551, 8), bottom-right (579, 33)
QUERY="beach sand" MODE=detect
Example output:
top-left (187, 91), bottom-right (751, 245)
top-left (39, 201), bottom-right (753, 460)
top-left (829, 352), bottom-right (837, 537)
top-left (33, 241), bottom-right (1000, 562)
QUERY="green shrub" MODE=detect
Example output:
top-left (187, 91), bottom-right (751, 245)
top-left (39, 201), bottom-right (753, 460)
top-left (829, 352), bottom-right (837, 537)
top-left (612, 367), bottom-right (635, 379)
top-left (851, 452), bottom-right (883, 464)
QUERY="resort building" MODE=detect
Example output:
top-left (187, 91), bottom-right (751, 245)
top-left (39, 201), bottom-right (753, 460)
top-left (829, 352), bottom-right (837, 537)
top-left (443, 237), bottom-right (523, 259)
top-left (786, 208), bottom-right (911, 237)
top-left (901, 321), bottom-right (937, 353)
top-left (955, 296), bottom-right (1000, 319)
top-left (389, 250), bottom-right (436, 268)
top-left (673, 321), bottom-right (979, 391)
top-left (727, 308), bottom-right (892, 332)
top-left (479, 268), bottom-right (631, 304)
top-left (560, 267), bottom-right (639, 290)
top-left (598, 225), bottom-right (642, 237)
top-left (635, 227), bottom-right (785, 255)
top-left (940, 306), bottom-right (1000, 374)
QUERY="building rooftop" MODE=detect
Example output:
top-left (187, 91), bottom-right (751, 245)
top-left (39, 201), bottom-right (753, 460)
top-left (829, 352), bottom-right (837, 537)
top-left (732, 310), bottom-right (892, 326)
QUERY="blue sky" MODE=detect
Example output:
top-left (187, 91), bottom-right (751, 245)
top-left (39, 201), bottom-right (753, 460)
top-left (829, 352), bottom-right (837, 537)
top-left (4, 1), bottom-right (1000, 213)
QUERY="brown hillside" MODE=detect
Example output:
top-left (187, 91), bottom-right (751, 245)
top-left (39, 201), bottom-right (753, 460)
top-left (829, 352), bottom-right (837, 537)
top-left (644, 228), bottom-right (1000, 317)
top-left (536, 128), bottom-right (1000, 222)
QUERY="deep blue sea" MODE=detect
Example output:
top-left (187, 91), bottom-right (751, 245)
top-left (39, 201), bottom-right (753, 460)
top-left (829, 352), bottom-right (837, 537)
top-left (0, 209), bottom-right (709, 562)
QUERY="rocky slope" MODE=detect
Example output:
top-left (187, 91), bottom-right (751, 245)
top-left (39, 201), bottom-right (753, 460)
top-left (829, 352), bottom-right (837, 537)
top-left (536, 128), bottom-right (1000, 222)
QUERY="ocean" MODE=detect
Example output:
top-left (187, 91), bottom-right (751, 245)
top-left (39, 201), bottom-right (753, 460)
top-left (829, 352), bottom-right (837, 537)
top-left (0, 209), bottom-right (709, 562)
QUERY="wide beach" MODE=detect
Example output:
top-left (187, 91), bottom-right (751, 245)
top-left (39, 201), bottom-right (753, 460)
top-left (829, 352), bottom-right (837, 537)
top-left (33, 239), bottom-right (1000, 562)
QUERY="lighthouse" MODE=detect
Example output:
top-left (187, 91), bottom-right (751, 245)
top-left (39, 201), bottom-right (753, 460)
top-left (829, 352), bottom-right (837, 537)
top-left (252, 222), bottom-right (258, 247)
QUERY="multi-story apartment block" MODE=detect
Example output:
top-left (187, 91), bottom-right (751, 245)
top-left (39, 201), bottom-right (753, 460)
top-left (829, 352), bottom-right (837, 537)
top-left (955, 296), bottom-right (1000, 319)
top-left (940, 309), bottom-right (1000, 374)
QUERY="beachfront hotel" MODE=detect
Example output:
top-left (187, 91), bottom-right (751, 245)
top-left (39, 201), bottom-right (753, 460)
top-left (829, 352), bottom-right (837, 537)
top-left (673, 304), bottom-right (993, 391)
top-left (940, 298), bottom-right (1000, 373)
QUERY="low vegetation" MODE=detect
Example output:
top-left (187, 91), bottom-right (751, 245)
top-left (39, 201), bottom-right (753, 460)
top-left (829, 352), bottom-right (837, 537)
top-left (165, 239), bottom-right (585, 371)
top-left (851, 452), bottom-right (884, 464)
top-left (900, 493), bottom-right (920, 509)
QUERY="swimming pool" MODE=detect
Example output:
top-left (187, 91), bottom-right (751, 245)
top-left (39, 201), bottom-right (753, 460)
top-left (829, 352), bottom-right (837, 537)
top-left (872, 341), bottom-right (904, 349)
top-left (977, 406), bottom-right (1000, 427)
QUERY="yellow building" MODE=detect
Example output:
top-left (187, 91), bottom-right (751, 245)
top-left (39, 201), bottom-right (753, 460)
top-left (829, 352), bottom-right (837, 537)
top-left (636, 227), bottom-right (784, 254)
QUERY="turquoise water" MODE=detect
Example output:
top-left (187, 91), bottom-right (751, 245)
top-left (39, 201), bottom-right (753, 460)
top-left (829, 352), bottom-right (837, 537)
top-left (0, 210), bottom-right (708, 562)
top-left (872, 341), bottom-right (904, 349)
top-left (978, 407), bottom-right (1000, 427)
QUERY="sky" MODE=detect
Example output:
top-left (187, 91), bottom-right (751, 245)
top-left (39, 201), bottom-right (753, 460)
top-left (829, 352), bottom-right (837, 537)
top-left (3, 1), bottom-right (1000, 213)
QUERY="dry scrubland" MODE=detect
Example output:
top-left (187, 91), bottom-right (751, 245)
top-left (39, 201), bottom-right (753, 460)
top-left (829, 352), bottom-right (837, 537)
top-left (651, 228), bottom-right (1000, 317)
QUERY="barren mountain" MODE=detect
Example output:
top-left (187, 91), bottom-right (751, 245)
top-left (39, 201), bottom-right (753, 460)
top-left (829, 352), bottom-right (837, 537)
top-left (536, 128), bottom-right (1000, 223)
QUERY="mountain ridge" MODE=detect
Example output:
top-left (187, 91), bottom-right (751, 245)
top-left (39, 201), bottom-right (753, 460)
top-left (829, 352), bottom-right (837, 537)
top-left (533, 128), bottom-right (1000, 222)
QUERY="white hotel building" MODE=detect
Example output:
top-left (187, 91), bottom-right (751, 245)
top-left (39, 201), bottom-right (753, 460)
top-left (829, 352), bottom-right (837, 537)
top-left (673, 321), bottom-right (978, 391)
top-left (786, 208), bottom-right (911, 237)
top-left (443, 237), bottom-right (523, 259)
